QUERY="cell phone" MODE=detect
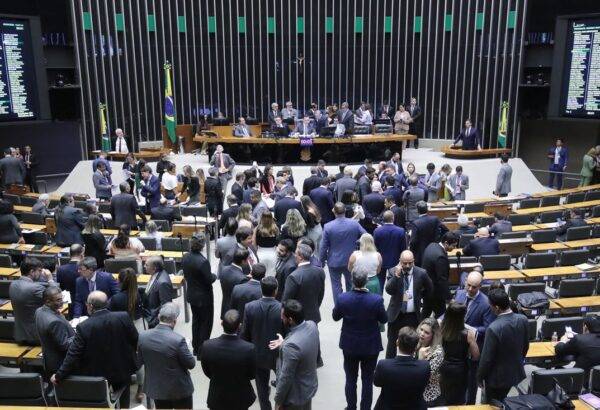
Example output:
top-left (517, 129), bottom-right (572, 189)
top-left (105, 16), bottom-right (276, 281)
top-left (565, 326), bottom-right (574, 338)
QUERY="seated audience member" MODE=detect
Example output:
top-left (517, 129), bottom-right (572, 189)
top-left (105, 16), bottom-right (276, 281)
top-left (81, 214), bottom-right (107, 268)
top-left (374, 326), bottom-right (431, 410)
top-left (139, 220), bottom-right (163, 250)
top-left (555, 315), bottom-right (600, 384)
top-left (453, 213), bottom-right (477, 236)
top-left (293, 115), bottom-right (316, 138)
top-left (462, 227), bottom-right (500, 257)
top-left (55, 194), bottom-right (85, 247)
top-left (107, 224), bottom-right (145, 259)
top-left (32, 193), bottom-right (52, 217)
top-left (143, 256), bottom-right (174, 326)
top-left (73, 257), bottom-right (119, 318)
top-left (271, 116), bottom-right (290, 137)
top-left (10, 257), bottom-right (54, 345)
top-left (0, 199), bottom-right (23, 244)
top-left (416, 318), bottom-right (444, 407)
top-left (556, 209), bottom-right (587, 240)
top-left (489, 213), bottom-right (512, 237)
top-left (151, 197), bottom-right (182, 224)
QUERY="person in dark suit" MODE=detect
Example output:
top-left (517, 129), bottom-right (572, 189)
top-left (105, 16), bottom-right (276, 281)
top-left (93, 162), bottom-right (112, 200)
top-left (243, 177), bottom-right (260, 204)
top-left (374, 326), bottom-right (431, 410)
top-left (373, 211), bottom-right (407, 291)
top-left (222, 226), bottom-right (259, 275)
top-left (477, 288), bottom-right (529, 403)
top-left (555, 315), bottom-right (600, 385)
top-left (384, 196), bottom-right (406, 229)
top-left (138, 302), bottom-right (196, 409)
top-left (271, 116), bottom-right (290, 137)
top-left (407, 97), bottom-right (422, 149)
top-left (143, 256), bottom-right (174, 326)
top-left (56, 244), bottom-right (84, 318)
top-left (463, 227), bottom-right (500, 257)
top-left (384, 176), bottom-right (403, 207)
top-left (205, 167), bottom-right (224, 216)
top-left (140, 165), bottom-right (161, 213)
top-left (314, 110), bottom-right (329, 135)
top-left (409, 201), bottom-right (449, 267)
top-left (0, 147), bottom-right (25, 188)
top-left (282, 244), bottom-right (326, 324)
top-left (275, 239), bottom-right (297, 300)
top-left (316, 160), bottom-right (328, 179)
top-left (231, 263), bottom-right (265, 317)
top-left (338, 102), bottom-right (354, 132)
top-left (241, 276), bottom-right (283, 410)
top-left (334, 168), bottom-right (358, 202)
top-left (385, 250), bottom-right (433, 359)
top-left (51, 291), bottom-right (139, 409)
top-left (54, 194), bottom-right (86, 247)
top-left (453, 214), bottom-right (477, 236)
top-left (309, 177), bottom-right (335, 225)
top-left (378, 102), bottom-right (394, 120)
top-left (23, 145), bottom-right (39, 192)
top-left (452, 119), bottom-right (482, 150)
top-left (220, 248), bottom-right (249, 318)
top-left (182, 234), bottom-right (217, 356)
top-left (32, 194), bottom-right (51, 216)
top-left (201, 309), bottom-right (257, 410)
top-left (556, 208), bottom-right (588, 240)
top-left (303, 167), bottom-right (322, 196)
top-left (35, 286), bottom-right (75, 376)
top-left (218, 195), bottom-right (240, 234)
top-left (333, 268), bottom-right (388, 410)
top-left (150, 197), bottom-right (182, 224)
top-left (268, 102), bottom-right (281, 125)
top-left (73, 257), bottom-right (119, 318)
top-left (357, 168), bottom-right (375, 202)
top-left (421, 232), bottom-right (459, 319)
top-left (547, 137), bottom-right (569, 189)
top-left (110, 182), bottom-right (141, 229)
top-left (231, 172), bottom-right (245, 206)
top-left (362, 181), bottom-right (386, 226)
top-left (489, 213), bottom-right (512, 237)
top-left (273, 188), bottom-right (304, 227)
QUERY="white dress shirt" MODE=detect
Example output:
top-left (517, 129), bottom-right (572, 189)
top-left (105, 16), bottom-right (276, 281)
top-left (115, 136), bottom-right (129, 153)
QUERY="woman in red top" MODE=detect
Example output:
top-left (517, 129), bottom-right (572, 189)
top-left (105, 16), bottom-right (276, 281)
top-left (260, 164), bottom-right (276, 194)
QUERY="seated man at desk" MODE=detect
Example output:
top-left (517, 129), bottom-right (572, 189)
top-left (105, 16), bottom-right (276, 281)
top-left (463, 227), bottom-right (500, 257)
top-left (292, 116), bottom-right (316, 138)
top-left (555, 315), bottom-right (600, 385)
top-left (556, 209), bottom-right (587, 241)
top-left (270, 116), bottom-right (290, 138)
top-left (489, 213), bottom-right (512, 237)
top-left (233, 117), bottom-right (252, 137)
top-left (452, 119), bottom-right (481, 151)
top-left (281, 101), bottom-right (298, 121)
top-left (313, 110), bottom-right (330, 135)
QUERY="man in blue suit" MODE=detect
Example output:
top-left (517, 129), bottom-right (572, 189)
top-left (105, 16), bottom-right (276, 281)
top-left (320, 203), bottom-right (367, 302)
top-left (373, 211), bottom-right (406, 292)
top-left (333, 268), bottom-right (387, 410)
top-left (547, 137), bottom-right (568, 189)
top-left (383, 176), bottom-right (403, 207)
top-left (140, 165), bottom-right (161, 213)
top-left (73, 257), bottom-right (119, 318)
top-left (309, 177), bottom-right (335, 225)
top-left (454, 270), bottom-right (496, 404)
top-left (452, 119), bottom-right (481, 151)
top-left (463, 227), bottom-right (500, 258)
top-left (409, 201), bottom-right (448, 267)
top-left (56, 244), bottom-right (84, 318)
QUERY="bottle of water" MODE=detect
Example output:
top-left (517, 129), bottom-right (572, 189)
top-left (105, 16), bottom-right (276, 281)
top-left (551, 331), bottom-right (558, 342)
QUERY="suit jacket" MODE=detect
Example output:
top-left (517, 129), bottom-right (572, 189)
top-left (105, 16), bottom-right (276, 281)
top-left (309, 186), bottom-right (335, 224)
top-left (275, 255), bottom-right (297, 300)
top-left (205, 176), bottom-right (224, 215)
top-left (334, 176), bottom-right (357, 202)
top-left (219, 264), bottom-right (248, 318)
top-left (374, 356), bottom-right (430, 410)
top-left (463, 237), bottom-right (500, 258)
top-left (454, 127), bottom-right (481, 150)
top-left (402, 186), bottom-right (425, 222)
top-left (295, 122), bottom-right (315, 135)
top-left (55, 206), bottom-right (85, 246)
top-left (242, 187), bottom-right (259, 205)
top-left (268, 109), bottom-right (282, 124)
top-left (222, 244), bottom-right (258, 275)
top-left (144, 270), bottom-right (174, 316)
top-left (454, 290), bottom-right (496, 346)
top-left (240, 297), bottom-right (283, 370)
top-left (141, 175), bottom-right (161, 209)
top-left (384, 186), bottom-right (403, 207)
top-left (209, 152), bottom-right (236, 179)
top-left (424, 172), bottom-right (443, 202)
top-left (32, 200), bottom-right (51, 217)
top-left (35, 305), bottom-right (75, 375)
top-left (9, 277), bottom-right (49, 344)
top-left (337, 109), bottom-right (354, 130)
top-left (110, 193), bottom-right (139, 229)
top-left (230, 279), bottom-right (262, 317)
top-left (548, 146), bottom-right (569, 169)
top-left (73, 271), bottom-right (120, 317)
top-left (302, 175), bottom-right (322, 196)
top-left (271, 124), bottom-right (290, 137)
top-left (408, 104), bottom-right (422, 125)
top-left (555, 332), bottom-right (600, 382)
top-left (557, 216), bottom-right (588, 240)
top-left (281, 107), bottom-right (298, 120)
top-left (150, 204), bottom-right (181, 223)
top-left (489, 220), bottom-right (512, 236)
top-left (182, 252), bottom-right (216, 307)
top-left (386, 160), bottom-right (404, 176)
top-left (357, 175), bottom-right (372, 202)
top-left (409, 215), bottom-right (448, 267)
top-left (55, 309), bottom-right (139, 385)
top-left (320, 216), bottom-right (367, 268)
top-left (332, 289), bottom-right (387, 355)
top-left (231, 182), bottom-right (244, 205)
top-left (93, 170), bottom-right (112, 199)
top-left (362, 192), bottom-right (386, 221)
top-left (200, 334), bottom-right (256, 410)
top-left (219, 205), bottom-right (240, 233)
top-left (389, 205), bottom-right (407, 229)
top-left (215, 235), bottom-right (238, 276)
top-left (234, 124), bottom-right (252, 137)
top-left (374, 223), bottom-right (407, 270)
top-left (495, 163), bottom-right (512, 196)
top-left (314, 117), bottom-right (329, 134)
top-left (421, 242), bottom-right (451, 301)
top-left (57, 261), bottom-right (79, 300)
top-left (273, 197), bottom-right (304, 227)
top-left (138, 324), bottom-right (195, 400)
top-left (448, 173), bottom-right (469, 200)
top-left (282, 263), bottom-right (325, 323)
top-left (275, 321), bottom-right (320, 407)
top-left (477, 312), bottom-right (529, 389)
top-left (92, 157), bottom-right (113, 176)
top-left (0, 155), bottom-right (25, 186)
top-left (385, 266), bottom-right (433, 323)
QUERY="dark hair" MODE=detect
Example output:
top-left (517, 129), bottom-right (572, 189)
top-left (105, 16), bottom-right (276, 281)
top-left (20, 257), bottom-right (42, 276)
top-left (118, 267), bottom-right (138, 319)
top-left (236, 226), bottom-right (253, 242)
top-left (441, 231), bottom-right (459, 246)
top-left (69, 243), bottom-right (84, 257)
top-left (261, 276), bottom-right (278, 297)
top-left (278, 238), bottom-right (294, 252)
top-left (441, 302), bottom-right (467, 341)
top-left (282, 299), bottom-right (304, 324)
top-left (341, 190), bottom-right (356, 205)
top-left (297, 236), bottom-right (315, 252)
top-left (190, 233), bottom-right (206, 253)
top-left (235, 172), bottom-right (245, 182)
top-left (488, 288), bottom-right (510, 310)
top-left (396, 326), bottom-right (420, 354)
top-left (141, 165), bottom-right (152, 173)
top-left (584, 316), bottom-right (600, 333)
top-left (43, 286), bottom-right (62, 303)
top-left (119, 182), bottom-right (129, 193)
top-left (78, 256), bottom-right (98, 271)
top-left (113, 224), bottom-right (131, 249)
top-left (426, 162), bottom-right (435, 171)
top-left (385, 175), bottom-right (396, 187)
top-left (251, 263), bottom-right (267, 280)
top-left (247, 176), bottom-right (258, 188)
top-left (233, 248), bottom-right (250, 265)
top-left (333, 202), bottom-right (346, 215)
top-left (0, 200), bottom-right (14, 215)
top-left (416, 200), bottom-right (428, 215)
top-left (456, 165), bottom-right (463, 173)
top-left (224, 217), bottom-right (238, 236)
top-left (222, 309), bottom-right (241, 333)
top-left (500, 154), bottom-right (509, 163)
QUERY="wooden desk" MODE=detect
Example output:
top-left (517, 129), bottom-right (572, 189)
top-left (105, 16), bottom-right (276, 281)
top-left (171, 223), bottom-right (206, 237)
top-left (563, 199), bottom-right (600, 210)
top-left (499, 238), bottom-right (533, 256)
top-left (449, 262), bottom-right (481, 285)
top-left (553, 296), bottom-right (600, 312)
top-left (0, 342), bottom-right (32, 362)
top-left (112, 273), bottom-right (184, 289)
top-left (428, 207), bottom-right (458, 219)
top-left (565, 238), bottom-right (600, 249)
top-left (194, 133), bottom-right (417, 145)
top-left (100, 229), bottom-right (140, 236)
top-left (587, 217), bottom-right (600, 224)
top-left (140, 250), bottom-right (186, 259)
top-left (20, 346), bottom-right (43, 364)
top-left (532, 183), bottom-right (600, 198)
top-left (521, 266), bottom-right (594, 280)
top-left (514, 205), bottom-right (565, 215)
top-left (0, 243), bottom-right (49, 253)
top-left (463, 212), bottom-right (489, 219)
top-left (19, 223), bottom-right (46, 232)
top-left (0, 267), bottom-right (19, 278)
top-left (512, 224), bottom-right (541, 232)
top-left (484, 270), bottom-right (525, 282)
top-left (530, 242), bottom-right (569, 251)
top-left (441, 145), bottom-right (512, 158)
top-left (536, 222), bottom-right (561, 229)
top-left (13, 205), bottom-right (33, 213)
top-left (526, 341), bottom-right (556, 359)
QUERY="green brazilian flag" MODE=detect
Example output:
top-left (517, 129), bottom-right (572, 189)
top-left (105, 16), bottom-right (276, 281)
top-left (99, 103), bottom-right (111, 151)
top-left (498, 101), bottom-right (509, 148)
top-left (164, 63), bottom-right (176, 144)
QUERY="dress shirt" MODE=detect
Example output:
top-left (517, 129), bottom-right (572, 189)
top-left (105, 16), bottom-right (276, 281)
top-left (455, 174), bottom-right (463, 194)
top-left (87, 272), bottom-right (97, 293)
top-left (162, 173), bottom-right (178, 190)
top-left (145, 272), bottom-right (159, 294)
top-left (115, 136), bottom-right (129, 153)
top-left (554, 147), bottom-right (561, 165)
top-left (402, 268), bottom-right (415, 313)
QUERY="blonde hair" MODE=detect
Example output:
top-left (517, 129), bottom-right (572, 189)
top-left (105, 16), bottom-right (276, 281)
top-left (417, 317), bottom-right (442, 350)
top-left (283, 209), bottom-right (306, 238)
top-left (359, 233), bottom-right (377, 253)
top-left (237, 204), bottom-right (253, 222)
top-left (257, 212), bottom-right (279, 237)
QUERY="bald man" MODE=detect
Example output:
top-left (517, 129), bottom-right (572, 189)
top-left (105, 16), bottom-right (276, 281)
top-left (454, 271), bottom-right (496, 404)
top-left (384, 250), bottom-right (433, 358)
top-left (462, 227), bottom-right (500, 258)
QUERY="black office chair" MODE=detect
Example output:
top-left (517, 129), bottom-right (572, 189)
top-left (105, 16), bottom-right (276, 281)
top-left (54, 375), bottom-right (124, 408)
top-left (585, 191), bottom-right (600, 201)
top-left (531, 229), bottom-right (557, 244)
top-left (164, 259), bottom-right (178, 275)
top-left (104, 258), bottom-right (139, 274)
top-left (98, 203), bottom-right (111, 213)
top-left (566, 192), bottom-right (586, 204)
top-left (27, 254), bottom-right (57, 268)
top-left (23, 232), bottom-right (49, 246)
top-left (530, 368), bottom-right (584, 398)
top-left (593, 206), bottom-right (600, 218)
top-left (589, 365), bottom-right (600, 395)
top-left (19, 196), bottom-right (38, 207)
top-left (540, 196), bottom-right (561, 207)
top-left (58, 256), bottom-right (71, 266)
top-left (558, 249), bottom-right (590, 266)
top-left (0, 319), bottom-right (15, 341)
top-left (523, 252), bottom-right (556, 269)
top-left (592, 225), bottom-right (600, 238)
top-left (0, 254), bottom-right (12, 268)
top-left (519, 198), bottom-right (540, 209)
top-left (527, 318), bottom-right (538, 341)
top-left (479, 254), bottom-right (511, 271)
top-left (138, 236), bottom-right (158, 251)
top-left (557, 278), bottom-right (596, 298)
top-left (539, 317), bottom-right (584, 340)
top-left (463, 203), bottom-right (485, 213)
top-left (0, 373), bottom-right (46, 406)
top-left (374, 123), bottom-right (393, 134)
top-left (508, 214), bottom-right (532, 226)
top-left (2, 194), bottom-right (20, 205)
top-left (566, 226), bottom-right (592, 241)
top-left (352, 125), bottom-right (371, 135)
top-left (448, 256), bottom-right (478, 265)
top-left (0, 281), bottom-right (10, 299)
top-left (498, 231), bottom-right (527, 239)
top-left (20, 212), bottom-right (46, 225)
top-left (161, 237), bottom-right (190, 252)
top-left (152, 219), bottom-right (171, 232)
top-left (459, 234), bottom-right (475, 249)
top-left (508, 282), bottom-right (546, 301)
top-left (476, 217), bottom-right (495, 228)
top-left (180, 206), bottom-right (208, 218)
top-left (539, 210), bottom-right (565, 223)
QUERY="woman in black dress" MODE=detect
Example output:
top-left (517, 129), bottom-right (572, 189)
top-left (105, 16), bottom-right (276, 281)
top-left (81, 214), bottom-right (106, 268)
top-left (439, 302), bottom-right (480, 405)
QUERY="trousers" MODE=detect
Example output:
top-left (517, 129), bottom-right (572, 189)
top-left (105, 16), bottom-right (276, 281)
top-left (343, 352), bottom-right (378, 410)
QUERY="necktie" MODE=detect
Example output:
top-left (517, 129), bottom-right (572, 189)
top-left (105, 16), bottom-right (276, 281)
top-left (275, 258), bottom-right (284, 273)
top-left (88, 279), bottom-right (94, 293)
top-left (465, 296), bottom-right (473, 316)
top-left (467, 128), bottom-right (470, 137)
top-left (219, 153), bottom-right (224, 169)
top-left (401, 274), bottom-right (410, 312)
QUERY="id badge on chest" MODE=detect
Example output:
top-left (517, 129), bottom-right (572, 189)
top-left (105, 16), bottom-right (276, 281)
top-left (403, 291), bottom-right (412, 302)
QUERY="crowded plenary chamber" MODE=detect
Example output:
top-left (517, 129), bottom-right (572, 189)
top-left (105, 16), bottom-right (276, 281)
top-left (2, 1), bottom-right (600, 409)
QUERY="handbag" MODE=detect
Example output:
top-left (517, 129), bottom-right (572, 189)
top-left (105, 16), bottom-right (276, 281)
top-left (499, 394), bottom-right (554, 410)
top-left (545, 378), bottom-right (575, 409)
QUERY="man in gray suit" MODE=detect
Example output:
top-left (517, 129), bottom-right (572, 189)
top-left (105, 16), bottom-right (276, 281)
top-left (32, 193), bottom-right (52, 217)
top-left (35, 286), bottom-right (74, 376)
top-left (234, 117), bottom-right (253, 137)
top-left (92, 162), bottom-right (112, 200)
top-left (138, 302), bottom-right (195, 409)
top-left (448, 165), bottom-right (469, 200)
top-left (209, 144), bottom-right (236, 192)
top-left (494, 154), bottom-right (512, 197)
top-left (10, 257), bottom-right (54, 345)
top-left (0, 147), bottom-right (25, 188)
top-left (293, 116), bottom-right (316, 137)
top-left (143, 256), bottom-right (174, 326)
top-left (402, 176), bottom-right (425, 223)
top-left (334, 168), bottom-right (358, 202)
top-left (271, 300), bottom-right (320, 410)
top-left (424, 163), bottom-right (442, 202)
top-left (110, 182), bottom-right (142, 229)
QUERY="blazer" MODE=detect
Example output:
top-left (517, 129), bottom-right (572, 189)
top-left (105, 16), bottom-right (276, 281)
top-left (9, 277), bottom-right (49, 344)
top-left (200, 334), bottom-right (257, 410)
top-left (555, 332), bottom-right (600, 382)
top-left (222, 244), bottom-right (259, 275)
top-left (55, 309), bottom-right (139, 385)
top-left (386, 266), bottom-right (433, 323)
top-left (337, 109), bottom-right (354, 130)
top-left (448, 173), bottom-right (469, 200)
top-left (231, 182), bottom-right (244, 205)
top-left (495, 163), bottom-right (512, 196)
top-left (384, 186), bottom-right (403, 207)
top-left (409, 215), bottom-right (448, 267)
top-left (209, 152), bottom-right (236, 179)
top-left (389, 205), bottom-right (407, 229)
top-left (0, 155), bottom-right (25, 185)
top-left (374, 223), bottom-right (407, 270)
top-left (110, 193), bottom-right (139, 229)
top-left (463, 237), bottom-right (500, 258)
top-left (320, 216), bottom-right (367, 269)
top-left (32, 200), bottom-right (51, 217)
top-left (548, 146), bottom-right (569, 169)
top-left (141, 175), bottom-right (161, 209)
top-left (275, 254), bottom-right (298, 300)
top-left (219, 264), bottom-right (248, 318)
top-left (357, 175), bottom-right (372, 202)
top-left (402, 186), bottom-right (425, 222)
top-left (334, 176), bottom-right (358, 202)
top-left (489, 220), bottom-right (513, 236)
top-left (150, 204), bottom-right (181, 224)
top-left (144, 270), bottom-right (174, 316)
top-left (204, 176), bottom-right (224, 214)
top-left (240, 297), bottom-right (283, 370)
top-left (309, 186), bottom-right (335, 224)
top-left (424, 172), bottom-right (443, 202)
top-left (73, 271), bottom-right (120, 317)
top-left (57, 261), bottom-right (79, 300)
top-left (273, 197), bottom-right (304, 227)
top-left (275, 320), bottom-right (320, 407)
top-left (215, 235), bottom-right (238, 276)
top-left (477, 312), bottom-right (529, 389)
top-left (362, 192), bottom-right (386, 222)
top-left (138, 324), bottom-right (195, 400)
top-left (0, 214), bottom-right (21, 243)
top-left (332, 289), bottom-right (387, 355)
top-left (92, 157), bottom-right (113, 176)
top-left (302, 175), bottom-right (322, 196)
top-left (93, 170), bottom-right (112, 199)
top-left (282, 263), bottom-right (326, 323)
top-left (268, 109), bottom-right (282, 124)
top-left (234, 124), bottom-right (252, 137)
top-left (314, 116), bottom-right (329, 134)
top-left (386, 160), bottom-right (404, 176)
top-left (421, 242), bottom-right (451, 301)
top-left (454, 290), bottom-right (496, 346)
top-left (374, 355), bottom-right (431, 410)
top-left (230, 279), bottom-right (262, 317)
top-left (408, 104), bottom-right (422, 125)
top-left (55, 206), bottom-right (85, 246)
top-left (271, 124), bottom-right (290, 137)
top-left (454, 127), bottom-right (481, 150)
top-left (182, 252), bottom-right (216, 307)
top-left (294, 122), bottom-right (315, 135)
top-left (82, 232), bottom-right (107, 268)
top-left (35, 305), bottom-right (75, 375)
